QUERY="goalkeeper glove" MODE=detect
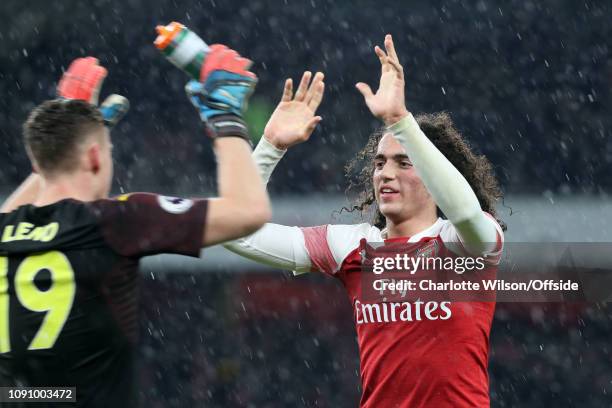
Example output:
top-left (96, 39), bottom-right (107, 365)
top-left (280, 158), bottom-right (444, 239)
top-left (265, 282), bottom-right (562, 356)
top-left (185, 44), bottom-right (257, 142)
top-left (57, 57), bottom-right (130, 128)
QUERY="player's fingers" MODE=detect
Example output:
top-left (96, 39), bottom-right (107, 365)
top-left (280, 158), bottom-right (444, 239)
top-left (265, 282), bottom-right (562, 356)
top-left (385, 34), bottom-right (400, 64)
top-left (231, 57), bottom-right (256, 79)
top-left (305, 72), bottom-right (324, 104)
top-left (374, 46), bottom-right (390, 73)
top-left (237, 57), bottom-right (253, 72)
top-left (85, 65), bottom-right (107, 103)
top-left (281, 78), bottom-right (293, 102)
top-left (304, 116), bottom-right (322, 136)
top-left (208, 44), bottom-right (229, 52)
top-left (375, 46), bottom-right (386, 63)
top-left (83, 65), bottom-right (108, 105)
top-left (59, 60), bottom-right (107, 103)
top-left (355, 82), bottom-right (374, 100)
top-left (387, 58), bottom-right (404, 80)
top-left (67, 57), bottom-right (95, 73)
top-left (223, 49), bottom-right (239, 60)
top-left (308, 80), bottom-right (325, 111)
top-left (58, 57), bottom-right (96, 98)
top-left (294, 71), bottom-right (312, 101)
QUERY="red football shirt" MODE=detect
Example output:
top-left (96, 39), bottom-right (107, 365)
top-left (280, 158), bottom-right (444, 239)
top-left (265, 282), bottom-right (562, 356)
top-left (299, 217), bottom-right (504, 408)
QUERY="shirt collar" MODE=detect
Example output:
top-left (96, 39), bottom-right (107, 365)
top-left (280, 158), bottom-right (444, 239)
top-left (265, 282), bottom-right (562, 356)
top-left (380, 217), bottom-right (444, 242)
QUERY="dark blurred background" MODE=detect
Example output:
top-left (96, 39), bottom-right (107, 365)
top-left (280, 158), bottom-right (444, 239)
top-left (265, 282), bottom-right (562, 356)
top-left (1, 0), bottom-right (611, 196)
top-left (139, 273), bottom-right (612, 407)
top-left (2, 0), bottom-right (612, 406)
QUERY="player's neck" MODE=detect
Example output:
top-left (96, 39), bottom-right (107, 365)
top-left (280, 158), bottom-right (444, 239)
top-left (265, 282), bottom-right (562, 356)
top-left (34, 174), bottom-right (101, 206)
top-left (385, 212), bottom-right (438, 239)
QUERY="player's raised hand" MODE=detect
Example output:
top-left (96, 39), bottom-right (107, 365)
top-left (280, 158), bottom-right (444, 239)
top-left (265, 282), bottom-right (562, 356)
top-left (185, 45), bottom-right (257, 141)
top-left (263, 71), bottom-right (325, 150)
top-left (355, 34), bottom-right (409, 126)
top-left (57, 57), bottom-right (129, 128)
top-left (57, 57), bottom-right (107, 105)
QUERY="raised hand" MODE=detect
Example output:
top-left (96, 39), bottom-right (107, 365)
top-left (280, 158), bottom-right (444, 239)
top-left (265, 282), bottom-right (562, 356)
top-left (57, 57), bottom-right (107, 105)
top-left (264, 71), bottom-right (325, 150)
top-left (355, 34), bottom-right (409, 126)
top-left (57, 57), bottom-right (129, 128)
top-left (185, 45), bottom-right (257, 141)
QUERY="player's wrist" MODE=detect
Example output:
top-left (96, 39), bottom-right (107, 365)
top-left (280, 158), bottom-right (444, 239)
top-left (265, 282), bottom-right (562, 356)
top-left (387, 112), bottom-right (418, 137)
top-left (213, 135), bottom-right (253, 149)
top-left (382, 108), bottom-right (410, 127)
top-left (253, 136), bottom-right (286, 185)
top-left (206, 114), bottom-right (252, 146)
top-left (262, 133), bottom-right (289, 151)
top-left (258, 135), bottom-right (288, 155)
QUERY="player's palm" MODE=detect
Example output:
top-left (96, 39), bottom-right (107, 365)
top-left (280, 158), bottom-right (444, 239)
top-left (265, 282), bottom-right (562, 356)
top-left (356, 35), bottom-right (409, 126)
top-left (364, 69), bottom-right (404, 119)
top-left (265, 100), bottom-right (317, 148)
top-left (264, 71), bottom-right (325, 150)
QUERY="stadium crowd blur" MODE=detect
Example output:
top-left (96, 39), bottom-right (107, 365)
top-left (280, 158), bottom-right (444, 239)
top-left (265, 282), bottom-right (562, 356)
top-left (2, 0), bottom-right (612, 406)
top-left (1, 0), bottom-right (611, 195)
top-left (140, 274), bottom-right (612, 407)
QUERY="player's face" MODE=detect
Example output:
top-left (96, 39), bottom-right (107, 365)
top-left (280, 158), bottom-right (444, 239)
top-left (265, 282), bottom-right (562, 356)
top-left (373, 133), bottom-right (433, 223)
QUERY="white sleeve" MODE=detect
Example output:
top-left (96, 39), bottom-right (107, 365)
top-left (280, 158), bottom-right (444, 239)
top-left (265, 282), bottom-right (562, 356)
top-left (223, 137), bottom-right (314, 272)
top-left (439, 216), bottom-right (504, 265)
top-left (224, 223), bottom-right (372, 275)
top-left (224, 223), bottom-right (313, 273)
top-left (224, 139), bottom-right (374, 275)
top-left (251, 136), bottom-right (286, 185)
top-left (389, 114), bottom-right (500, 256)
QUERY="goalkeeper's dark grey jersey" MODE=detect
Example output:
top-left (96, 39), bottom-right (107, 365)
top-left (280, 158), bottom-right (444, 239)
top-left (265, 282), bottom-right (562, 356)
top-left (0, 193), bottom-right (207, 407)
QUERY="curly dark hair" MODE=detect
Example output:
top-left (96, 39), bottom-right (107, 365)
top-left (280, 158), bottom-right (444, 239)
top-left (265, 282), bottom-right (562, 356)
top-left (343, 112), bottom-right (506, 231)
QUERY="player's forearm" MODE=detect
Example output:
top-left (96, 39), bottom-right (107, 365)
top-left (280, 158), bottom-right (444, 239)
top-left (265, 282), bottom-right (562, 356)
top-left (223, 222), bottom-right (312, 273)
top-left (214, 137), bottom-right (271, 234)
top-left (252, 136), bottom-right (286, 185)
top-left (221, 138), bottom-right (313, 271)
top-left (389, 114), bottom-right (497, 249)
top-left (1, 173), bottom-right (42, 213)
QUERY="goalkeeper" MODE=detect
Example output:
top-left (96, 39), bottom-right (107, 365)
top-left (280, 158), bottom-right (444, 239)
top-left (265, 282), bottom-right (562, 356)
top-left (0, 41), bottom-right (269, 406)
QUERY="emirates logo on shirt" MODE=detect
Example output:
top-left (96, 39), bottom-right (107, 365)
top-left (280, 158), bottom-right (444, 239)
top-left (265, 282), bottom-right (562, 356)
top-left (354, 299), bottom-right (452, 324)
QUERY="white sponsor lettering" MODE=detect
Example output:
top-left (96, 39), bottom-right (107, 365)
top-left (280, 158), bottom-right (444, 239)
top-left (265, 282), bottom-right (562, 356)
top-left (354, 299), bottom-right (452, 324)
